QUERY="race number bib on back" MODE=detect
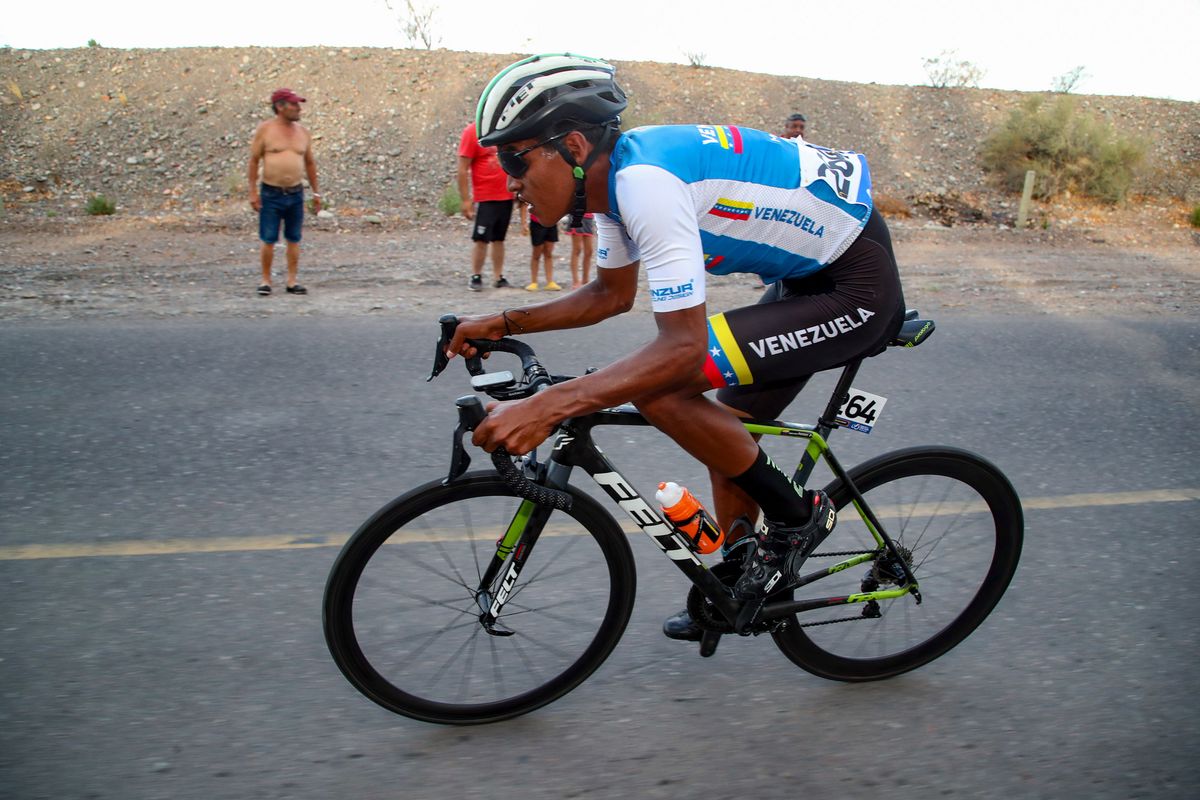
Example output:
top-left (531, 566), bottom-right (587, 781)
top-left (835, 388), bottom-right (888, 434)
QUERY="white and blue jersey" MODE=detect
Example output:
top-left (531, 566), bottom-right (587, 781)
top-left (595, 125), bottom-right (873, 312)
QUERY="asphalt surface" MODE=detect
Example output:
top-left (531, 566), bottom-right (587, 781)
top-left (1, 312), bottom-right (1198, 800)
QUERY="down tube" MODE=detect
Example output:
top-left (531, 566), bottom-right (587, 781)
top-left (563, 442), bottom-right (741, 623)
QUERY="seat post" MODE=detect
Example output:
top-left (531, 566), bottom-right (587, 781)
top-left (817, 359), bottom-right (863, 437)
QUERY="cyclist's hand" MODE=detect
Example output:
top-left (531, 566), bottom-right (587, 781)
top-left (472, 398), bottom-right (554, 455)
top-left (445, 313), bottom-right (504, 359)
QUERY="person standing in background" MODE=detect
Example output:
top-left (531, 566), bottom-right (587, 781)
top-left (248, 88), bottom-right (320, 296)
top-left (524, 211), bottom-right (561, 291)
top-left (563, 213), bottom-right (596, 289)
top-left (782, 112), bottom-right (807, 140)
top-left (458, 121), bottom-right (515, 291)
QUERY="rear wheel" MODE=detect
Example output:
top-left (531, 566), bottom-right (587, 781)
top-left (323, 472), bottom-right (636, 724)
top-left (772, 447), bottom-right (1023, 681)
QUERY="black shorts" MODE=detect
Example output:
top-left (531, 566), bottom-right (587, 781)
top-left (704, 209), bottom-right (906, 419)
top-left (472, 200), bottom-right (514, 242)
top-left (530, 220), bottom-right (559, 246)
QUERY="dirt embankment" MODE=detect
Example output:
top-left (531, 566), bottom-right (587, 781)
top-left (2, 46), bottom-right (1198, 220)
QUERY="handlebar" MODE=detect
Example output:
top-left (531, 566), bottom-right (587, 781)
top-left (430, 315), bottom-right (574, 511)
top-left (453, 396), bottom-right (574, 511)
top-left (428, 313), bottom-right (558, 400)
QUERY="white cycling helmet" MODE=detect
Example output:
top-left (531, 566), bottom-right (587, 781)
top-left (475, 53), bottom-right (627, 148)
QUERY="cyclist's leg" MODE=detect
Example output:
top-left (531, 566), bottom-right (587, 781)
top-left (707, 383), bottom-right (807, 535)
top-left (634, 374), bottom-right (816, 535)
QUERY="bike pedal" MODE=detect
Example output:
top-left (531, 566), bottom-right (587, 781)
top-left (698, 630), bottom-right (722, 657)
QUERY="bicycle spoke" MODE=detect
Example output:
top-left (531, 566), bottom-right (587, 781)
top-left (779, 454), bottom-right (1019, 678)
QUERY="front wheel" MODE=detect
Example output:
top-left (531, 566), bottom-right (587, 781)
top-left (772, 447), bottom-right (1023, 681)
top-left (323, 472), bottom-right (636, 724)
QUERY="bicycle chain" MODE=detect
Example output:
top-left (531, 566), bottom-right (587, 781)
top-left (689, 551), bottom-right (890, 633)
top-left (798, 614), bottom-right (873, 628)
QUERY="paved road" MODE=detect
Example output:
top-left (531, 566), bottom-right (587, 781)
top-left (1, 313), bottom-right (1198, 800)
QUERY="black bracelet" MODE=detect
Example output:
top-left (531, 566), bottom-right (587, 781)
top-left (502, 309), bottom-right (528, 336)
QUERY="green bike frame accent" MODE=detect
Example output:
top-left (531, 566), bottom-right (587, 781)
top-left (741, 420), bottom-right (917, 608)
top-left (494, 500), bottom-right (536, 559)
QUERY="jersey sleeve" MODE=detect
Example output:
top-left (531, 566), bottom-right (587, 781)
top-left (610, 164), bottom-right (707, 313)
top-left (595, 213), bottom-right (639, 269)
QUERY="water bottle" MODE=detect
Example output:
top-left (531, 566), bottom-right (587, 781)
top-left (656, 482), bottom-right (725, 555)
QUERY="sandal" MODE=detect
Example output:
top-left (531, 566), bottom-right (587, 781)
top-left (257, 284), bottom-right (271, 296)
top-left (286, 284), bottom-right (308, 295)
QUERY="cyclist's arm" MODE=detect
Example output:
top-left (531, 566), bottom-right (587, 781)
top-left (468, 165), bottom-right (713, 454)
top-left (469, 301), bottom-right (708, 455)
top-left (446, 260), bottom-right (638, 355)
top-left (533, 165), bottom-right (711, 417)
top-left (543, 303), bottom-right (708, 411)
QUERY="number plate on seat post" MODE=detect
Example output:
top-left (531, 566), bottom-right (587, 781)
top-left (835, 388), bottom-right (887, 434)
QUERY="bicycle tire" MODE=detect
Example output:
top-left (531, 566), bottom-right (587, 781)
top-left (323, 471), bottom-right (636, 724)
top-left (772, 446), bottom-right (1023, 681)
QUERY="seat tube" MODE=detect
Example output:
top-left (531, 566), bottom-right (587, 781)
top-left (793, 360), bottom-right (863, 485)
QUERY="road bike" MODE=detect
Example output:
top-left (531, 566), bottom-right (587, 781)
top-left (323, 311), bottom-right (1023, 724)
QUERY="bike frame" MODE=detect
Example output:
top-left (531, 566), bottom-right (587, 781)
top-left (474, 359), bottom-right (921, 633)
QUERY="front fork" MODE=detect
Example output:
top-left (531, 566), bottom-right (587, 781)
top-left (473, 449), bottom-right (568, 635)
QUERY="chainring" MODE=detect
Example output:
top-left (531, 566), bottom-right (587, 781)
top-left (685, 560), bottom-right (744, 634)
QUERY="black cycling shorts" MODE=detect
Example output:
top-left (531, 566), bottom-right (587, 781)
top-left (704, 208), bottom-right (906, 419)
top-left (529, 220), bottom-right (559, 246)
top-left (471, 200), bottom-right (514, 242)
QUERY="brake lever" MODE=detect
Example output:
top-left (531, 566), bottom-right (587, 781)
top-left (429, 314), bottom-right (492, 381)
top-left (444, 395), bottom-right (488, 485)
top-left (427, 314), bottom-right (459, 382)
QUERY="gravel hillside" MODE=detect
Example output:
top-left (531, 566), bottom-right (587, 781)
top-left (2, 46), bottom-right (1197, 222)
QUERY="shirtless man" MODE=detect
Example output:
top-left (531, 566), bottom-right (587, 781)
top-left (248, 88), bottom-right (320, 295)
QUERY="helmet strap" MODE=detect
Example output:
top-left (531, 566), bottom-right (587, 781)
top-left (553, 125), bottom-right (616, 228)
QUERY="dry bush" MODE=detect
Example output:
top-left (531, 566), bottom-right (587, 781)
top-left (981, 95), bottom-right (1145, 204)
top-left (873, 192), bottom-right (912, 218)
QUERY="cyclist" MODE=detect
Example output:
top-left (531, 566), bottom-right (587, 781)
top-left (447, 53), bottom-right (906, 640)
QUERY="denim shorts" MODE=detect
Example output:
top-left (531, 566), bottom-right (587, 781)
top-left (259, 183), bottom-right (304, 244)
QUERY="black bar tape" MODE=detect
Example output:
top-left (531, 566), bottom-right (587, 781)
top-left (491, 450), bottom-right (573, 511)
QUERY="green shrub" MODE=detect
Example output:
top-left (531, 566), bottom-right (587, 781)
top-left (439, 182), bottom-right (461, 216)
top-left (86, 195), bottom-right (116, 215)
top-left (981, 95), bottom-right (1145, 203)
top-left (87, 39), bottom-right (100, 48)
top-left (1191, 206), bottom-right (1200, 228)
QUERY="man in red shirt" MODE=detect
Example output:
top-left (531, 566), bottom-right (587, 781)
top-left (457, 121), bottom-right (516, 290)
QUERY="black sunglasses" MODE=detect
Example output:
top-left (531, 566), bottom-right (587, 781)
top-left (497, 132), bottom-right (570, 178)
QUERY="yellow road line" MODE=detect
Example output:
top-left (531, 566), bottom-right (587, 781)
top-left (0, 488), bottom-right (1196, 562)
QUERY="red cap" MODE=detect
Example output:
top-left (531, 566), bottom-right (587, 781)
top-left (270, 88), bottom-right (306, 104)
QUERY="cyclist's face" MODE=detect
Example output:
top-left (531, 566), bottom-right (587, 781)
top-left (501, 136), bottom-right (576, 221)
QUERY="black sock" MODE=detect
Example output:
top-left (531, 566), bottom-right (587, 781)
top-left (730, 449), bottom-right (810, 527)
